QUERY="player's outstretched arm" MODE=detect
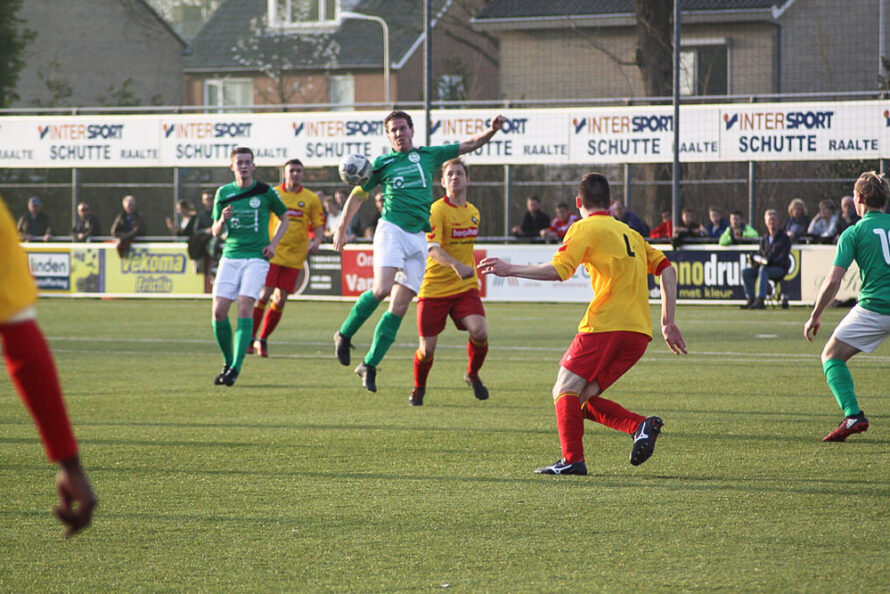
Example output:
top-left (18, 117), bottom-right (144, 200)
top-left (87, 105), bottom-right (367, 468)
top-left (804, 265), bottom-right (845, 342)
top-left (458, 115), bottom-right (506, 155)
top-left (477, 257), bottom-right (560, 281)
top-left (659, 266), bottom-right (687, 355)
top-left (55, 455), bottom-right (97, 539)
top-left (333, 188), bottom-right (368, 252)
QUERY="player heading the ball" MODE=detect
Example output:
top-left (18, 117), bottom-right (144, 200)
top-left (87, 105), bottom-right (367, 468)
top-left (332, 109), bottom-right (505, 393)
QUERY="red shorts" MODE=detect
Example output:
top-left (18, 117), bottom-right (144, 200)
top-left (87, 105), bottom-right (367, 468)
top-left (417, 289), bottom-right (485, 336)
top-left (559, 331), bottom-right (651, 392)
top-left (264, 263), bottom-right (301, 294)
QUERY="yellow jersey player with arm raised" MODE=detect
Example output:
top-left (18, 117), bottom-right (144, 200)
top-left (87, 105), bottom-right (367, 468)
top-left (250, 158), bottom-right (324, 357)
top-left (478, 172), bottom-right (687, 475)
top-left (411, 157), bottom-right (489, 406)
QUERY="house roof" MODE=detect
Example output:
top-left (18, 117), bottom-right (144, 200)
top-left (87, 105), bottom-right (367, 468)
top-left (134, 0), bottom-right (189, 47)
top-left (184, 0), bottom-right (449, 73)
top-left (473, 0), bottom-right (783, 20)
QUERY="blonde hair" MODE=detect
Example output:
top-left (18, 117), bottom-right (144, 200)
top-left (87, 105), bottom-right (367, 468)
top-left (787, 198), bottom-right (807, 217)
top-left (853, 171), bottom-right (889, 209)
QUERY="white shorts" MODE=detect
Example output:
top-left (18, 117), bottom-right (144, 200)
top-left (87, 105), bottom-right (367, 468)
top-left (832, 304), bottom-right (890, 354)
top-left (213, 257), bottom-right (270, 301)
top-left (373, 219), bottom-right (428, 294)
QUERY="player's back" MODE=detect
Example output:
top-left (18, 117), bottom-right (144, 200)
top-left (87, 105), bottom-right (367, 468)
top-left (840, 210), bottom-right (890, 313)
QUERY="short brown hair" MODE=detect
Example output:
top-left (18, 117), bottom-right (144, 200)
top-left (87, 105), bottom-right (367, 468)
top-left (230, 146), bottom-right (254, 161)
top-left (284, 158), bottom-right (303, 169)
top-left (441, 157), bottom-right (468, 178)
top-left (384, 110), bottom-right (413, 130)
top-left (854, 171), bottom-right (889, 209)
top-left (578, 173), bottom-right (610, 209)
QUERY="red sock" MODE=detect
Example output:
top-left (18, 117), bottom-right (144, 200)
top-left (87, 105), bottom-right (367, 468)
top-left (583, 395), bottom-right (645, 435)
top-left (1, 320), bottom-right (78, 462)
top-left (467, 337), bottom-right (488, 379)
top-left (414, 350), bottom-right (434, 389)
top-left (252, 301), bottom-right (267, 338)
top-left (555, 392), bottom-right (584, 463)
top-left (259, 303), bottom-right (283, 340)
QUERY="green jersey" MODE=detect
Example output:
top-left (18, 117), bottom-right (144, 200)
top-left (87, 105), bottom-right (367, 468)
top-left (361, 143), bottom-right (460, 233)
top-left (834, 210), bottom-right (890, 315)
top-left (213, 181), bottom-right (287, 259)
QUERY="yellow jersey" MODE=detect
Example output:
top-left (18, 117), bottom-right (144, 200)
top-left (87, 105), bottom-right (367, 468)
top-left (418, 197), bottom-right (481, 298)
top-left (0, 197), bottom-right (38, 323)
top-left (268, 184), bottom-right (324, 269)
top-left (551, 212), bottom-right (669, 336)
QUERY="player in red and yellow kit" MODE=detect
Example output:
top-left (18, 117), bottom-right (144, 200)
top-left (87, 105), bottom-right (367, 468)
top-left (412, 158), bottom-right (489, 406)
top-left (250, 158), bottom-right (324, 356)
top-left (478, 173), bottom-right (687, 475)
top-left (0, 196), bottom-right (97, 536)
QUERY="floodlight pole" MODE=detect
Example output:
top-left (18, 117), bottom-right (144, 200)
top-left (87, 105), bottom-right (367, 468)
top-left (340, 11), bottom-right (390, 104)
top-left (671, 0), bottom-right (682, 230)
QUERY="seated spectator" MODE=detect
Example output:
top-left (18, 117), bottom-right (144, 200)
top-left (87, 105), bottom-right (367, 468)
top-left (702, 206), bottom-right (729, 239)
top-left (610, 199), bottom-right (649, 237)
top-left (511, 195), bottom-right (551, 239)
top-left (783, 198), bottom-right (810, 240)
top-left (719, 210), bottom-right (759, 246)
top-left (72, 201), bottom-right (101, 242)
top-left (672, 208), bottom-right (701, 240)
top-left (165, 199), bottom-right (195, 239)
top-left (807, 198), bottom-right (838, 243)
top-left (111, 195), bottom-right (143, 256)
top-left (740, 209), bottom-right (791, 309)
top-left (649, 210), bottom-right (672, 239)
top-left (16, 196), bottom-right (53, 241)
top-left (541, 202), bottom-right (579, 242)
top-left (835, 194), bottom-right (861, 236)
top-left (323, 194), bottom-right (347, 242)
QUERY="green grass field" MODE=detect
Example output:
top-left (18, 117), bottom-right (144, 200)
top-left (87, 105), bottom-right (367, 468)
top-left (1, 299), bottom-right (888, 592)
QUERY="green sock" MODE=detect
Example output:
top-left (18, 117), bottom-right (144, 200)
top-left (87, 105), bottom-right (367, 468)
top-left (212, 318), bottom-right (233, 367)
top-left (365, 311), bottom-right (403, 367)
top-left (340, 290), bottom-right (382, 338)
top-left (823, 359), bottom-right (860, 417)
top-left (232, 318), bottom-right (253, 372)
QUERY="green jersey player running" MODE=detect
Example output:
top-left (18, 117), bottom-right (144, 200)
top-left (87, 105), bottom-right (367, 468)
top-left (333, 110), bottom-right (505, 392)
top-left (211, 146), bottom-right (289, 387)
top-left (805, 171), bottom-right (890, 441)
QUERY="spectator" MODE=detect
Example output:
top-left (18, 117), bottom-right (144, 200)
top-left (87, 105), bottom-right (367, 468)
top-left (511, 195), bottom-right (551, 239)
top-left (610, 199), bottom-right (650, 237)
top-left (702, 206), bottom-right (729, 239)
top-left (718, 210), bottom-right (758, 246)
top-left (542, 202), bottom-right (579, 242)
top-left (740, 209), bottom-right (792, 309)
top-left (111, 195), bottom-right (143, 256)
top-left (807, 199), bottom-right (839, 243)
top-left (165, 199), bottom-right (195, 239)
top-left (188, 191), bottom-right (218, 265)
top-left (783, 198), bottom-right (810, 240)
top-left (835, 194), bottom-right (861, 236)
top-left (355, 192), bottom-right (385, 239)
top-left (16, 196), bottom-right (53, 241)
top-left (194, 191), bottom-right (215, 235)
top-left (672, 208), bottom-right (702, 240)
top-left (71, 202), bottom-right (101, 242)
top-left (334, 189), bottom-right (349, 209)
top-left (649, 210), bottom-right (672, 239)
top-left (323, 194), bottom-right (346, 242)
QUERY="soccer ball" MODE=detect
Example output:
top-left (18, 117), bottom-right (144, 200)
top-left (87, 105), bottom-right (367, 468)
top-left (338, 154), bottom-right (373, 186)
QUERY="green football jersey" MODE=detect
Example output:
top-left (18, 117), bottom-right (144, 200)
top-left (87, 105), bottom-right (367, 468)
top-left (834, 210), bottom-right (890, 314)
top-left (213, 181), bottom-right (287, 259)
top-left (361, 143), bottom-right (460, 233)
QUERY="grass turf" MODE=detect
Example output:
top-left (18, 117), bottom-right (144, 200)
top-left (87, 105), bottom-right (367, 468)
top-left (1, 300), bottom-right (888, 592)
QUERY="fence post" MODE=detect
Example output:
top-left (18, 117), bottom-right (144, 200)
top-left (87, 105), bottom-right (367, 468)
top-left (623, 163), bottom-right (631, 208)
top-left (503, 164), bottom-right (512, 239)
top-left (748, 161), bottom-right (757, 222)
top-left (71, 168), bottom-right (80, 230)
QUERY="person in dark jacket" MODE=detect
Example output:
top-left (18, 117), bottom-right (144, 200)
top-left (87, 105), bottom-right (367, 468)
top-left (741, 209), bottom-right (792, 309)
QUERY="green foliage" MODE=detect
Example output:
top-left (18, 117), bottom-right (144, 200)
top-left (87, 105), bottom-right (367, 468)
top-left (0, 0), bottom-right (35, 107)
top-left (1, 300), bottom-right (888, 590)
top-left (32, 54), bottom-right (74, 107)
top-left (96, 77), bottom-right (141, 107)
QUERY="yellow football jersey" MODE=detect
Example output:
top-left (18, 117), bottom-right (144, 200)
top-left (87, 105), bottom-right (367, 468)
top-left (551, 212), bottom-right (669, 336)
top-left (268, 185), bottom-right (324, 269)
top-left (419, 197), bottom-right (481, 298)
top-left (0, 197), bottom-right (38, 323)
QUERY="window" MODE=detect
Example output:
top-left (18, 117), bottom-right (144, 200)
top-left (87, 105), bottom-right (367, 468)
top-left (436, 74), bottom-right (467, 101)
top-left (205, 79), bottom-right (253, 112)
top-left (268, 0), bottom-right (338, 28)
top-left (329, 74), bottom-right (354, 111)
top-left (680, 43), bottom-right (728, 96)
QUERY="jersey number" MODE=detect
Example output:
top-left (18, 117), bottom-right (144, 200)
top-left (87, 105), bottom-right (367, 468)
top-left (873, 228), bottom-right (890, 264)
top-left (623, 234), bottom-right (636, 257)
